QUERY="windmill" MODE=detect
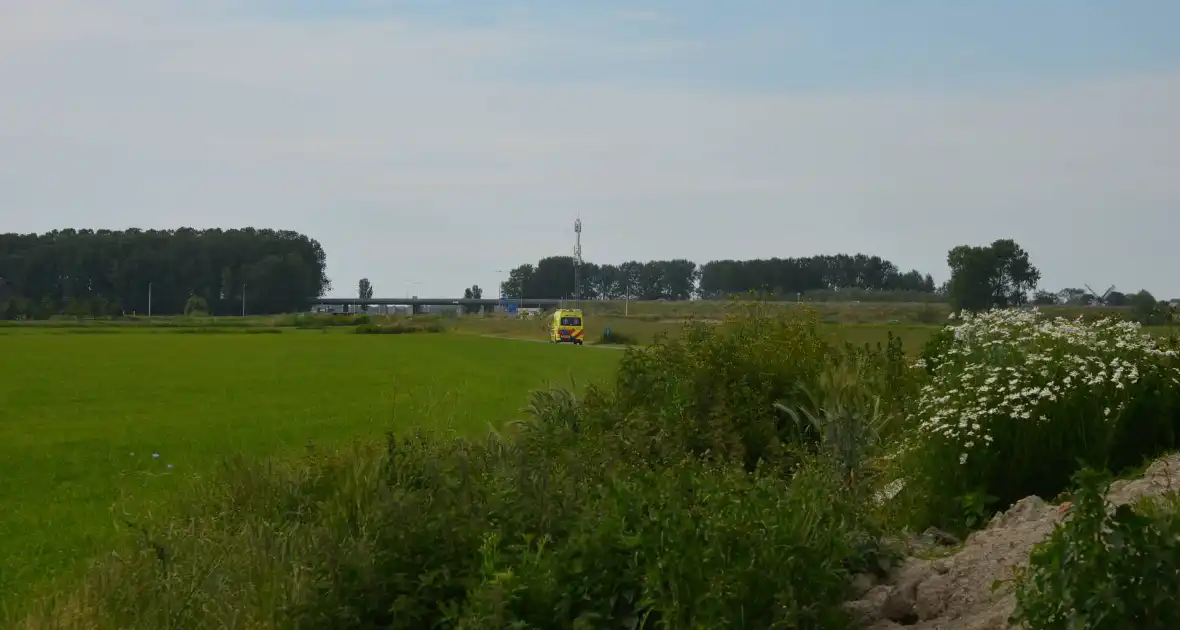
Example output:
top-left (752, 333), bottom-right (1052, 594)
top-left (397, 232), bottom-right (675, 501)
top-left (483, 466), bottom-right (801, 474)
top-left (1084, 284), bottom-right (1115, 307)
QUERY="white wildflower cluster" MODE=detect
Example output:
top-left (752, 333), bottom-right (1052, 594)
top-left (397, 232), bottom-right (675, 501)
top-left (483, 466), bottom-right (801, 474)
top-left (911, 308), bottom-right (1180, 466)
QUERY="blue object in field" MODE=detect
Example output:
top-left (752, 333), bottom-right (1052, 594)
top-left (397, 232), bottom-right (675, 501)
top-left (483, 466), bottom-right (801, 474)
top-left (604, 327), bottom-right (612, 337)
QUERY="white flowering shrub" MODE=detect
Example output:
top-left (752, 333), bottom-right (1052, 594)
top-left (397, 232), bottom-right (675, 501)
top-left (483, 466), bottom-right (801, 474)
top-left (903, 308), bottom-right (1180, 527)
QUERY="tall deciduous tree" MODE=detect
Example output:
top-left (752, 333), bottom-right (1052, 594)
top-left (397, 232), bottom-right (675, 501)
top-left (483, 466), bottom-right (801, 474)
top-left (946, 239), bottom-right (1040, 312)
top-left (357, 278), bottom-right (373, 312)
top-left (462, 284), bottom-right (483, 313)
top-left (1129, 289), bottom-right (1169, 325)
top-left (0, 228), bottom-right (329, 319)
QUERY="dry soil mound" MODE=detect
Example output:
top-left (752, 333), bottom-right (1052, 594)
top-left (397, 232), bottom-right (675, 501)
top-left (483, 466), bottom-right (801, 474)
top-left (846, 453), bottom-right (1180, 630)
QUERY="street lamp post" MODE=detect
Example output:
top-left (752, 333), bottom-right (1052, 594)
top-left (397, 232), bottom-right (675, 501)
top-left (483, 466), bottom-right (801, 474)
top-left (495, 269), bottom-right (523, 316)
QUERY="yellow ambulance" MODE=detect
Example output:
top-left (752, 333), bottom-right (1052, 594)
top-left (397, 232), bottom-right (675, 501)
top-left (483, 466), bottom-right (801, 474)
top-left (549, 308), bottom-right (585, 345)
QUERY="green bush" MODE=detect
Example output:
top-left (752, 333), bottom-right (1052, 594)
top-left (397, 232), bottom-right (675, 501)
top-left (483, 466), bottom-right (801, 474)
top-left (286, 313), bottom-right (371, 328)
top-left (183, 295), bottom-right (209, 316)
top-left (1010, 467), bottom-right (1180, 629)
top-left (1130, 290), bottom-right (1171, 326)
top-left (354, 322), bottom-right (445, 335)
top-left (900, 308), bottom-right (1180, 530)
top-left (170, 327), bottom-right (283, 335)
top-left (609, 302), bottom-right (830, 472)
top-left (596, 328), bottom-right (638, 345)
top-left (34, 428), bottom-right (873, 629)
top-left (839, 331), bottom-right (919, 416)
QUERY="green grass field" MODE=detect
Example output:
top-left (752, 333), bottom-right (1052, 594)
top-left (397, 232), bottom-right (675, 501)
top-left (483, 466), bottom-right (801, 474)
top-left (1, 305), bottom-right (1174, 621)
top-left (0, 330), bottom-right (621, 619)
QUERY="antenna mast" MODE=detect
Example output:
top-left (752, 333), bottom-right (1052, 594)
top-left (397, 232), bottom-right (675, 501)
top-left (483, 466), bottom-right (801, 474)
top-left (573, 218), bottom-right (583, 308)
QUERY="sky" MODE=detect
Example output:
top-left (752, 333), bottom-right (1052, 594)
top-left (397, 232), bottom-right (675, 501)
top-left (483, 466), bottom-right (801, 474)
top-left (2, 0), bottom-right (1178, 299)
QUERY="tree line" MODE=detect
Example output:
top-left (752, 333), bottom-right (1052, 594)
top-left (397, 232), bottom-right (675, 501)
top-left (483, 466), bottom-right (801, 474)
top-left (0, 228), bottom-right (330, 318)
top-left (497, 254), bottom-right (936, 302)
top-left (944, 238), bottom-right (1175, 325)
top-left (2, 227), bottom-right (1171, 323)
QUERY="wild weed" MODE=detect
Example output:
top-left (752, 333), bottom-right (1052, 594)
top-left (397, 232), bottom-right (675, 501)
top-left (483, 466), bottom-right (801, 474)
top-left (1010, 467), bottom-right (1180, 629)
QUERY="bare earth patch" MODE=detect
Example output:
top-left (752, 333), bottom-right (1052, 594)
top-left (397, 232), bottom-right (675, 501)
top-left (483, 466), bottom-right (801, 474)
top-left (847, 453), bottom-right (1180, 630)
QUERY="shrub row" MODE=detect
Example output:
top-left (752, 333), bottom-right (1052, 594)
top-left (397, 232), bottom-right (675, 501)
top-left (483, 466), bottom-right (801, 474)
top-left (57, 435), bottom-right (866, 629)
top-left (595, 328), bottom-right (639, 345)
top-left (285, 313), bottom-right (372, 328)
top-left (354, 322), bottom-right (446, 335)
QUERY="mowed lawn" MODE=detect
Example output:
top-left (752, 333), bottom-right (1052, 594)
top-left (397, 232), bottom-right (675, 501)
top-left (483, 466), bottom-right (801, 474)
top-left (0, 330), bottom-right (621, 617)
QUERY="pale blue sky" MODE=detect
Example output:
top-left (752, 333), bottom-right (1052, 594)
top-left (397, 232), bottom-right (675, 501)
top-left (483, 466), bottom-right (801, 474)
top-left (230, 1), bottom-right (1180, 87)
top-left (2, 0), bottom-right (1178, 299)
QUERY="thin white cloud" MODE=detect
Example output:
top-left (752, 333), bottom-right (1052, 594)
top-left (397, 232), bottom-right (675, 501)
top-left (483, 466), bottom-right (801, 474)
top-left (1, 0), bottom-right (1178, 298)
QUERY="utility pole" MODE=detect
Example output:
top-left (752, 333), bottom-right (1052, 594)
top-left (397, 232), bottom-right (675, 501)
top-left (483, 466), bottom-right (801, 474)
top-left (147, 282), bottom-right (152, 317)
top-left (241, 284), bottom-right (247, 317)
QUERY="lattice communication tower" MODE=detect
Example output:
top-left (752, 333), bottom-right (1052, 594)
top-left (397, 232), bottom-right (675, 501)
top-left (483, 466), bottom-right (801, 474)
top-left (573, 218), bottom-right (583, 308)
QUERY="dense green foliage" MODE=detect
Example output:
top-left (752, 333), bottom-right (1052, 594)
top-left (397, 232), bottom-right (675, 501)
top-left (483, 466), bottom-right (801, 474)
top-left (698, 255), bottom-right (935, 299)
top-left (1131, 289), bottom-right (1176, 326)
top-left (1011, 468), bottom-right (1180, 629)
top-left (27, 306), bottom-right (902, 629)
top-left (354, 322), bottom-right (446, 334)
top-left (287, 312), bottom-right (372, 328)
top-left (499, 254), bottom-right (936, 301)
top-left (596, 328), bottom-right (638, 345)
top-left (899, 309), bottom-right (1180, 531)
top-left (182, 294), bottom-right (209, 316)
top-left (358, 277), bottom-right (374, 307)
top-left (608, 305), bottom-right (832, 472)
top-left (946, 238), bottom-right (1040, 312)
top-left (462, 284), bottom-right (485, 314)
top-left (33, 437), bottom-right (869, 630)
top-left (0, 228), bottom-right (329, 318)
